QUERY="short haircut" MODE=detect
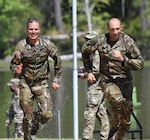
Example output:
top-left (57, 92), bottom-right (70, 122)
top-left (107, 18), bottom-right (121, 27)
top-left (26, 17), bottom-right (40, 28)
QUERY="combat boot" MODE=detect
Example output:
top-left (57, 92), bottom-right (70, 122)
top-left (31, 111), bottom-right (40, 136)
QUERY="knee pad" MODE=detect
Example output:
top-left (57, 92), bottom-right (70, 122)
top-left (40, 111), bottom-right (52, 124)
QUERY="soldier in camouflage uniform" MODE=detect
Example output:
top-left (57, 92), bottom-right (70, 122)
top-left (5, 78), bottom-right (24, 138)
top-left (79, 31), bottom-right (110, 140)
top-left (81, 18), bottom-right (143, 140)
top-left (10, 18), bottom-right (62, 140)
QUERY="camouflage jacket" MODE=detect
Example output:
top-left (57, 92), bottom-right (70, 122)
top-left (91, 50), bottom-right (100, 75)
top-left (81, 32), bottom-right (144, 80)
top-left (10, 37), bottom-right (62, 84)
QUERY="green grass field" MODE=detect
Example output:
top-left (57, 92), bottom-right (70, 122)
top-left (0, 138), bottom-right (80, 140)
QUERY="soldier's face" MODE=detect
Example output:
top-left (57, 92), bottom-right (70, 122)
top-left (26, 21), bottom-right (41, 41)
top-left (108, 20), bottom-right (122, 41)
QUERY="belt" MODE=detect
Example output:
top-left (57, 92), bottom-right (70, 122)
top-left (111, 77), bottom-right (128, 84)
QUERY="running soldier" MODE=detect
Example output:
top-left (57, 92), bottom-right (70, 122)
top-left (81, 18), bottom-right (143, 140)
top-left (10, 18), bottom-right (62, 140)
top-left (79, 31), bottom-right (110, 140)
top-left (5, 78), bottom-right (24, 138)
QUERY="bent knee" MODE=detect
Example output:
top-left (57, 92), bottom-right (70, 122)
top-left (40, 111), bottom-right (52, 124)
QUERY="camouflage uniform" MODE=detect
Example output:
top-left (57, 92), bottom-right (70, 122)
top-left (81, 32), bottom-right (143, 140)
top-left (81, 51), bottom-right (110, 140)
top-left (80, 31), bottom-right (110, 140)
top-left (10, 37), bottom-right (62, 140)
top-left (6, 78), bottom-right (24, 138)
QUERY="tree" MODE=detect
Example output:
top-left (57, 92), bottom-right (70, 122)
top-left (0, 0), bottom-right (150, 59)
top-left (53, 0), bottom-right (64, 33)
top-left (0, 0), bottom-right (43, 58)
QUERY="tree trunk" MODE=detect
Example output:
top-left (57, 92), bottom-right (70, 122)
top-left (53, 0), bottom-right (64, 33)
top-left (140, 0), bottom-right (148, 29)
top-left (84, 0), bottom-right (92, 31)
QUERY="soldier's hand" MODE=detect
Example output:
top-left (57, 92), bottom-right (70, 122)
top-left (78, 73), bottom-right (86, 79)
top-left (15, 51), bottom-right (22, 59)
top-left (112, 50), bottom-right (124, 61)
top-left (5, 120), bottom-right (10, 126)
top-left (87, 73), bottom-right (96, 83)
top-left (52, 82), bottom-right (60, 90)
top-left (15, 64), bottom-right (23, 75)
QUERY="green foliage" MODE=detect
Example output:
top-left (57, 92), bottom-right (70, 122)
top-left (0, 0), bottom-right (150, 59)
top-left (0, 0), bottom-right (43, 58)
top-left (123, 17), bottom-right (141, 38)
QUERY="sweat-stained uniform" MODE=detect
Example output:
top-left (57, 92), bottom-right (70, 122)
top-left (81, 50), bottom-right (110, 140)
top-left (10, 37), bottom-right (62, 140)
top-left (81, 32), bottom-right (143, 140)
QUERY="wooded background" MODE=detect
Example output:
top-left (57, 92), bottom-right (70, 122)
top-left (0, 0), bottom-right (150, 59)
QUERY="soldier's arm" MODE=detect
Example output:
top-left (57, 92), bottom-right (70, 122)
top-left (48, 41), bottom-right (62, 85)
top-left (10, 43), bottom-right (23, 77)
top-left (123, 40), bottom-right (144, 70)
top-left (81, 38), bottom-right (99, 73)
top-left (81, 37), bottom-right (99, 53)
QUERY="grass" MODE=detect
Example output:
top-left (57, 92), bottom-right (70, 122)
top-left (0, 138), bottom-right (80, 140)
top-left (143, 60), bottom-right (150, 67)
top-left (0, 62), bottom-right (10, 71)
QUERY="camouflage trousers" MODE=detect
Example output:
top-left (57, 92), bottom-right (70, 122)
top-left (20, 79), bottom-right (53, 140)
top-left (14, 123), bottom-right (24, 138)
top-left (102, 79), bottom-right (133, 140)
top-left (82, 79), bottom-right (110, 140)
